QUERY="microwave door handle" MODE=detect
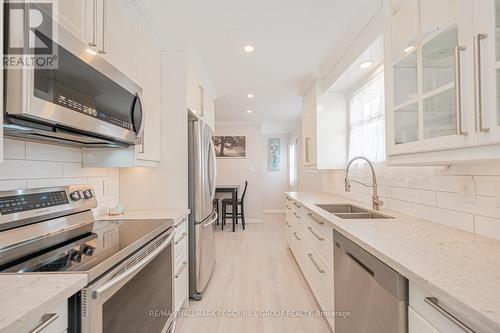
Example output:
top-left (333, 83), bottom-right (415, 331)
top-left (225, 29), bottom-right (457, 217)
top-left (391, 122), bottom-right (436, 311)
top-left (92, 231), bottom-right (174, 299)
top-left (135, 92), bottom-right (146, 138)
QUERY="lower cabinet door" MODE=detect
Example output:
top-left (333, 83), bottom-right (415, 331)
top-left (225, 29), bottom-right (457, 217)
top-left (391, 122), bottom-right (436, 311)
top-left (409, 307), bottom-right (440, 333)
top-left (28, 301), bottom-right (68, 333)
top-left (174, 259), bottom-right (188, 313)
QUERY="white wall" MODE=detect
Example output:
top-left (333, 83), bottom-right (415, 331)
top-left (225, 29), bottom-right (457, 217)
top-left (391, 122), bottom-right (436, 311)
top-left (214, 124), bottom-right (263, 221)
top-left (288, 124), bottom-right (323, 192)
top-left (119, 51), bottom-right (189, 210)
top-left (0, 139), bottom-right (119, 216)
top-left (261, 133), bottom-right (289, 213)
top-left (323, 162), bottom-right (500, 241)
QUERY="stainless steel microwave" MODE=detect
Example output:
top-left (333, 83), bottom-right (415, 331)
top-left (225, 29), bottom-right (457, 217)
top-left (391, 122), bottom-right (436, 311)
top-left (3, 5), bottom-right (144, 148)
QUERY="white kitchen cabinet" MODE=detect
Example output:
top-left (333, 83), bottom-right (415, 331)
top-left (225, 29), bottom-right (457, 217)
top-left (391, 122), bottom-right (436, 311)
top-left (409, 282), bottom-right (480, 333)
top-left (174, 216), bottom-right (189, 313)
top-left (302, 81), bottom-right (347, 169)
top-left (56, 0), bottom-right (87, 41)
top-left (385, 0), bottom-right (500, 164)
top-left (187, 61), bottom-right (216, 129)
top-left (133, 23), bottom-right (161, 163)
top-left (26, 301), bottom-right (68, 333)
top-left (285, 195), bottom-right (335, 331)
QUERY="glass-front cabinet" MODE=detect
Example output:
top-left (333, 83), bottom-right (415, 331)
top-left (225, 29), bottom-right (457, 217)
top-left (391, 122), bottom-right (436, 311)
top-left (385, 0), bottom-right (478, 159)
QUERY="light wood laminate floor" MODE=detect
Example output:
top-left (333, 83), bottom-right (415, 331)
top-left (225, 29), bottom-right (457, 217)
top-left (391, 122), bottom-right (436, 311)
top-left (175, 214), bottom-right (331, 333)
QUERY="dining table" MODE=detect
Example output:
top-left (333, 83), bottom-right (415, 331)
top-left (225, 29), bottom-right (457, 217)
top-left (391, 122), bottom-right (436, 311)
top-left (215, 185), bottom-right (239, 231)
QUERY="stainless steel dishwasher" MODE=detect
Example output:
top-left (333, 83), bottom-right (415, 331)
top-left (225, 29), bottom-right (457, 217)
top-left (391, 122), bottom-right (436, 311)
top-left (334, 230), bottom-right (408, 333)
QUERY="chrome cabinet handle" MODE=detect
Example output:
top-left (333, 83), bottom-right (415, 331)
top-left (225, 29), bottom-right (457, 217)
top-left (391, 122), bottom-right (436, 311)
top-left (175, 261), bottom-right (187, 278)
top-left (88, 0), bottom-right (97, 46)
top-left (424, 297), bottom-right (476, 333)
top-left (285, 221), bottom-right (291, 228)
top-left (307, 213), bottom-right (324, 225)
top-left (30, 313), bottom-right (59, 333)
top-left (473, 34), bottom-right (489, 132)
top-left (293, 232), bottom-right (301, 241)
top-left (93, 231), bottom-right (174, 299)
top-left (175, 218), bottom-right (187, 228)
top-left (286, 197), bottom-right (291, 201)
top-left (293, 212), bottom-right (301, 219)
top-left (307, 226), bottom-right (325, 241)
top-left (286, 206), bottom-right (291, 210)
top-left (98, 0), bottom-right (107, 54)
top-left (293, 202), bottom-right (301, 208)
top-left (175, 232), bottom-right (187, 245)
top-left (454, 45), bottom-right (468, 135)
top-left (307, 253), bottom-right (325, 273)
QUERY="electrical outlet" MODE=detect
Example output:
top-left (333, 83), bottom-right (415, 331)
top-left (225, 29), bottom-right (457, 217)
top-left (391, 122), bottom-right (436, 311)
top-left (459, 179), bottom-right (476, 203)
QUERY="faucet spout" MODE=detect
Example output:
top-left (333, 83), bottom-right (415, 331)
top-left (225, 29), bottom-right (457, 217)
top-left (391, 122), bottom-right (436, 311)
top-left (344, 156), bottom-right (383, 210)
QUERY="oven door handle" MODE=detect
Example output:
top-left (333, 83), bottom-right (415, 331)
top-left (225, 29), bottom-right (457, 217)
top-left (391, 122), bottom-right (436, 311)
top-left (92, 231), bottom-right (174, 299)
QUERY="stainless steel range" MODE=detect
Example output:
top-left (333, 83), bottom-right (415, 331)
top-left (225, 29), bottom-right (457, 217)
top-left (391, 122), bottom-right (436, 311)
top-left (0, 186), bottom-right (176, 333)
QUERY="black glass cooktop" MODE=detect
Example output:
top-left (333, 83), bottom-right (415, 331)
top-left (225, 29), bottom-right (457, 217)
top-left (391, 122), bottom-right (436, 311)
top-left (1, 219), bottom-right (173, 274)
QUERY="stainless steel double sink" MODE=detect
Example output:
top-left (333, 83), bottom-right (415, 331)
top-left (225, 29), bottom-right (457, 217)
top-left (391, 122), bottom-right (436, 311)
top-left (315, 204), bottom-right (393, 219)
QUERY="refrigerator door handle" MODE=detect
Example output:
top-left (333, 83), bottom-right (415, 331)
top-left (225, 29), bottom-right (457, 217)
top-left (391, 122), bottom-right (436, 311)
top-left (208, 139), bottom-right (217, 201)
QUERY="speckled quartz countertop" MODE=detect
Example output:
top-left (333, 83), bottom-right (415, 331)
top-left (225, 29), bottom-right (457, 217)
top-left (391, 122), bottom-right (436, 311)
top-left (0, 274), bottom-right (87, 333)
top-left (286, 191), bottom-right (500, 333)
top-left (97, 209), bottom-right (190, 225)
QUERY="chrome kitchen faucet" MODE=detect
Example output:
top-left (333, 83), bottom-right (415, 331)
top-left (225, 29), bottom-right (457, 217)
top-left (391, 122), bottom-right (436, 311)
top-left (345, 156), bottom-right (383, 210)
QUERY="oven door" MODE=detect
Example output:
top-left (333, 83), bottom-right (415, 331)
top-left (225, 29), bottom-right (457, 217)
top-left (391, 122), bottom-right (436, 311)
top-left (4, 4), bottom-right (143, 145)
top-left (81, 230), bottom-right (175, 333)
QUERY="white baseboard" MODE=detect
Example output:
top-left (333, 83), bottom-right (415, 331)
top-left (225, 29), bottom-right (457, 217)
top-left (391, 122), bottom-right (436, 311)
top-left (262, 210), bottom-right (285, 214)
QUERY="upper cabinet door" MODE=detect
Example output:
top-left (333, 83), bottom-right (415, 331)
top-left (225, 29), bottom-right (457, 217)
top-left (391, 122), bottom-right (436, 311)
top-left (95, 0), bottom-right (134, 78)
top-left (473, 0), bottom-right (500, 145)
top-left (56, 0), bottom-right (87, 41)
top-left (386, 0), bottom-right (477, 157)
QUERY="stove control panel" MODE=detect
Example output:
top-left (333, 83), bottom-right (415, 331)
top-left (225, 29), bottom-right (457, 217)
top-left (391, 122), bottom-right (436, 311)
top-left (0, 190), bottom-right (69, 215)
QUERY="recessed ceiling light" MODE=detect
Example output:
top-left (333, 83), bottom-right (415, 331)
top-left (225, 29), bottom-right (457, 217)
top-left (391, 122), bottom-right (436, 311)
top-left (247, 93), bottom-right (254, 98)
top-left (246, 110), bottom-right (253, 114)
top-left (244, 45), bottom-right (254, 53)
top-left (404, 46), bottom-right (415, 53)
top-left (86, 48), bottom-right (98, 55)
top-left (359, 61), bottom-right (373, 69)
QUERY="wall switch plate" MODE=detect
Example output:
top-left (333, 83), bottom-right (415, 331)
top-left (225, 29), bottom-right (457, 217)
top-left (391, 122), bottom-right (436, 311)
top-left (459, 179), bottom-right (476, 203)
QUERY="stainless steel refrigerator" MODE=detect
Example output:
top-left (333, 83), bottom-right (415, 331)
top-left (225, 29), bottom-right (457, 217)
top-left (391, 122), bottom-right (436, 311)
top-left (188, 111), bottom-right (217, 300)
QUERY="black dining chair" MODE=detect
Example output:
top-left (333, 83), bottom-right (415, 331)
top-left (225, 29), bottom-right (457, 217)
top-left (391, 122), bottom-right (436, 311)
top-left (221, 181), bottom-right (248, 231)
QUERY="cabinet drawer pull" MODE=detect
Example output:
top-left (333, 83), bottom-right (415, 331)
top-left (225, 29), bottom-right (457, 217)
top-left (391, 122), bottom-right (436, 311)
top-left (286, 197), bottom-right (291, 201)
top-left (307, 253), bottom-right (325, 273)
top-left (175, 232), bottom-right (187, 245)
top-left (293, 203), bottom-right (301, 208)
top-left (175, 218), bottom-right (187, 228)
top-left (293, 232), bottom-right (301, 241)
top-left (286, 206), bottom-right (291, 210)
top-left (307, 226), bottom-right (325, 241)
top-left (175, 261), bottom-right (187, 278)
top-left (285, 221), bottom-right (291, 228)
top-left (293, 212), bottom-right (301, 219)
top-left (88, 0), bottom-right (97, 46)
top-left (424, 297), bottom-right (475, 333)
top-left (307, 213), bottom-right (324, 225)
top-left (30, 313), bottom-right (59, 333)
top-left (454, 45), bottom-right (468, 135)
top-left (473, 34), bottom-right (489, 133)
top-left (98, 0), bottom-right (107, 54)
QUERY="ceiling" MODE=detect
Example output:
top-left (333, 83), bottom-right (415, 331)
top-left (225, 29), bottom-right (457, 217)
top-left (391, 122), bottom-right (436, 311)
top-left (139, 0), bottom-right (381, 129)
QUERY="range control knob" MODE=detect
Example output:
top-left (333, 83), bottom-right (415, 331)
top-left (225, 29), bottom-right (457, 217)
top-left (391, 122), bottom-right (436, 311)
top-left (82, 246), bottom-right (95, 257)
top-left (69, 191), bottom-right (81, 201)
top-left (82, 189), bottom-right (93, 199)
top-left (69, 250), bottom-right (83, 263)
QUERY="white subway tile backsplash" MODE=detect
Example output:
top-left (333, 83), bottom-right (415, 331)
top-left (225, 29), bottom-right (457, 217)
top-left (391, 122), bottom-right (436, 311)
top-left (391, 187), bottom-right (437, 206)
top-left (437, 192), bottom-right (500, 219)
top-left (0, 139), bottom-right (119, 215)
top-left (0, 160), bottom-right (62, 180)
top-left (4, 139), bottom-right (26, 159)
top-left (26, 142), bottom-right (82, 163)
top-left (473, 176), bottom-right (500, 197)
top-left (63, 162), bottom-right (108, 178)
top-left (411, 203), bottom-right (474, 232)
top-left (474, 215), bottom-right (500, 241)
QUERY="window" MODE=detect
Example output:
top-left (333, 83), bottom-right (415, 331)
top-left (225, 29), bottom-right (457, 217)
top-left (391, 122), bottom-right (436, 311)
top-left (289, 138), bottom-right (298, 190)
top-left (348, 71), bottom-right (386, 163)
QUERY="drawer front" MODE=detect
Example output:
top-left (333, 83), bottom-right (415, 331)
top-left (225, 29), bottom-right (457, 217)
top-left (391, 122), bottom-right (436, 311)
top-left (302, 218), bottom-right (334, 270)
top-left (27, 301), bottom-right (68, 333)
top-left (175, 236), bottom-right (188, 267)
top-left (174, 217), bottom-right (188, 238)
top-left (174, 259), bottom-right (188, 312)
top-left (409, 307), bottom-right (440, 333)
top-left (409, 282), bottom-right (477, 333)
top-left (304, 210), bottom-right (334, 243)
